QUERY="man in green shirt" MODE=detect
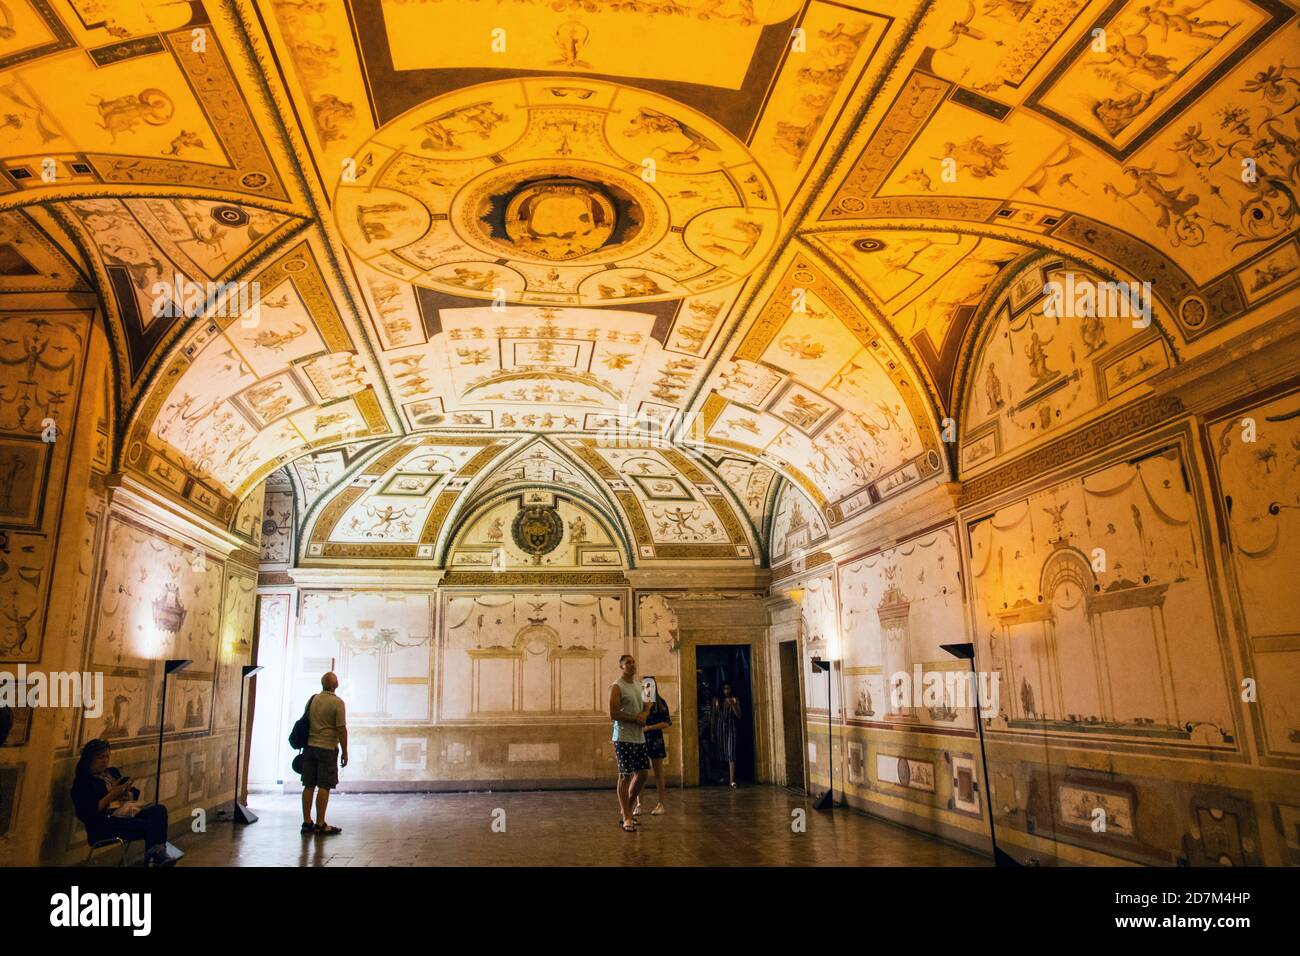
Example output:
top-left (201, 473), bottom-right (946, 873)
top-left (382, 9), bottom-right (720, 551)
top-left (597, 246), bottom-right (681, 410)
top-left (301, 672), bottom-right (348, 835)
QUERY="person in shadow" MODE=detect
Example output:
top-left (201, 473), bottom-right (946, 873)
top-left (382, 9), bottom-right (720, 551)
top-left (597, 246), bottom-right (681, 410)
top-left (71, 738), bottom-right (175, 866)
top-left (714, 683), bottom-right (742, 788)
top-left (698, 680), bottom-right (717, 783)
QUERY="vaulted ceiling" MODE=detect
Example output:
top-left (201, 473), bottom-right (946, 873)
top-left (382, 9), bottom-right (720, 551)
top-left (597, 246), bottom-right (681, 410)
top-left (2, 0), bottom-right (1296, 558)
top-left (262, 433), bottom-right (771, 569)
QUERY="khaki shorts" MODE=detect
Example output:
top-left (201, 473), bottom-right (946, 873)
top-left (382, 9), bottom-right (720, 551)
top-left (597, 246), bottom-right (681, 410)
top-left (301, 746), bottom-right (339, 789)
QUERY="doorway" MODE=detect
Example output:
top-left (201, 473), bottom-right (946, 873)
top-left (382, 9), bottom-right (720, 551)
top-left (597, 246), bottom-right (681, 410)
top-left (696, 644), bottom-right (755, 786)
top-left (778, 639), bottom-right (805, 790)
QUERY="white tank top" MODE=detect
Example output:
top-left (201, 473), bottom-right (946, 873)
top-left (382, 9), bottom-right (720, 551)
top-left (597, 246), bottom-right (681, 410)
top-left (611, 678), bottom-right (645, 743)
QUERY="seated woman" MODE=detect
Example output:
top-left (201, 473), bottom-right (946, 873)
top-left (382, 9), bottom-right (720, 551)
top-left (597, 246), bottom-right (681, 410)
top-left (71, 738), bottom-right (175, 866)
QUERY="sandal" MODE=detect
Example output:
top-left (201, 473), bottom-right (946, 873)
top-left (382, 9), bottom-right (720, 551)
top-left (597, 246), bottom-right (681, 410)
top-left (621, 821), bottom-right (637, 832)
top-left (300, 822), bottom-right (315, 834)
top-left (315, 824), bottom-right (343, 835)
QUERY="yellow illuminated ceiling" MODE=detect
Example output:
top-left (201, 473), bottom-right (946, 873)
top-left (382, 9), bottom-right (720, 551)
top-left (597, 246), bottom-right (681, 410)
top-left (287, 433), bottom-right (766, 567)
top-left (0, 0), bottom-right (1296, 552)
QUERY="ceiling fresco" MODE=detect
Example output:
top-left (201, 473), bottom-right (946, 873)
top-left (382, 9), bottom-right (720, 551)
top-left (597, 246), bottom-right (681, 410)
top-left (0, 0), bottom-right (1295, 556)
top-left (292, 433), bottom-right (763, 567)
top-left (0, 1), bottom-right (297, 204)
top-left (0, 206), bottom-right (88, 293)
top-left (816, 0), bottom-right (1299, 341)
top-left (334, 77), bottom-right (780, 306)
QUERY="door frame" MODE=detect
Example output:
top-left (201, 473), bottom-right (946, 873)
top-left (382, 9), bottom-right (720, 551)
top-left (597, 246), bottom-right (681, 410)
top-left (694, 643), bottom-right (759, 785)
top-left (673, 598), bottom-right (772, 786)
top-left (777, 637), bottom-right (806, 791)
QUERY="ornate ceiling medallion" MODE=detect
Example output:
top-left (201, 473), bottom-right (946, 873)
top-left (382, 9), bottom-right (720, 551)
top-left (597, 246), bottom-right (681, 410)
top-left (502, 178), bottom-right (623, 260)
top-left (465, 165), bottom-right (654, 264)
top-left (511, 504), bottom-right (565, 564)
top-left (334, 76), bottom-right (779, 306)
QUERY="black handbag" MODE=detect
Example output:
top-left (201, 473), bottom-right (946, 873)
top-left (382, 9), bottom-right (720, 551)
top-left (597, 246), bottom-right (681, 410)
top-left (288, 695), bottom-right (316, 750)
top-left (289, 695), bottom-right (316, 774)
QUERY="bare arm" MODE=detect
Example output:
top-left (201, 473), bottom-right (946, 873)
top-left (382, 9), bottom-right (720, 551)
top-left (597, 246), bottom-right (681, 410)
top-left (608, 685), bottom-right (650, 724)
top-left (337, 699), bottom-right (349, 766)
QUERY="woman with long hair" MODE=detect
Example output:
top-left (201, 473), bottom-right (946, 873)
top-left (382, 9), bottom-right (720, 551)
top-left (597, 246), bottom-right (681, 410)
top-left (635, 680), bottom-right (672, 816)
top-left (715, 683), bottom-right (741, 788)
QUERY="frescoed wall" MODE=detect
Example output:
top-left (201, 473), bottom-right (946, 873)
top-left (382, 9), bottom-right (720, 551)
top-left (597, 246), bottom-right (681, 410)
top-left (968, 447), bottom-right (1234, 748)
top-left (38, 507), bottom-right (261, 863)
top-left (294, 590), bottom-right (435, 725)
top-left (4, 0), bottom-right (1298, 871)
top-left (1209, 394), bottom-right (1300, 763)
top-left (440, 590), bottom-right (624, 722)
top-left (838, 527), bottom-right (973, 732)
top-left (0, 304), bottom-right (261, 864)
top-left (0, 297), bottom-right (102, 864)
top-left (958, 257), bottom-right (1173, 475)
top-left (259, 477), bottom-right (294, 568)
top-left (769, 481), bottom-right (828, 568)
top-left (783, 369), bottom-right (1300, 866)
top-left (259, 585), bottom-right (660, 787)
top-left (0, 308), bottom-right (92, 665)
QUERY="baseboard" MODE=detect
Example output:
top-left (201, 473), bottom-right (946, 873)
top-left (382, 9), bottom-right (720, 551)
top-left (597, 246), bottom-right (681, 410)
top-left (281, 776), bottom-right (690, 794)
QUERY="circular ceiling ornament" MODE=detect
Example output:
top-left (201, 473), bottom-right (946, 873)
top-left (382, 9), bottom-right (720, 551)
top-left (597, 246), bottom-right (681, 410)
top-left (460, 164), bottom-right (656, 265)
top-left (503, 178), bottom-right (620, 260)
top-left (511, 504), bottom-right (564, 564)
top-left (334, 77), bottom-right (779, 306)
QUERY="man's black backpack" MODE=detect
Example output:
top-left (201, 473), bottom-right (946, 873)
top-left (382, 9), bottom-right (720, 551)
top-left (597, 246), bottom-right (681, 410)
top-left (288, 695), bottom-right (316, 751)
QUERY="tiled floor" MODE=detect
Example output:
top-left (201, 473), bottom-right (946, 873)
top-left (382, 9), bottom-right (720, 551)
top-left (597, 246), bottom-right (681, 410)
top-left (176, 786), bottom-right (989, 866)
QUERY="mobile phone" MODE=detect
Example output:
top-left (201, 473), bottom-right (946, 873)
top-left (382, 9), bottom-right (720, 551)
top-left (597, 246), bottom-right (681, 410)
top-left (641, 676), bottom-right (657, 703)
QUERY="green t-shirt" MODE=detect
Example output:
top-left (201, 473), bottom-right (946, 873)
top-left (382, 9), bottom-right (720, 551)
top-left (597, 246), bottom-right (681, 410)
top-left (307, 690), bottom-right (346, 751)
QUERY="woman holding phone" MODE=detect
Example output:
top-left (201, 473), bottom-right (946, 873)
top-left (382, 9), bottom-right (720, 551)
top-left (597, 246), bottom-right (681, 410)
top-left (71, 738), bottom-right (175, 866)
top-left (635, 677), bottom-right (672, 816)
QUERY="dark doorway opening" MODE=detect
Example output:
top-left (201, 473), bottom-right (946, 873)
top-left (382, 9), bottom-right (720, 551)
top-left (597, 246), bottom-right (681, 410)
top-left (778, 639), bottom-right (805, 791)
top-left (696, 644), bottom-right (755, 786)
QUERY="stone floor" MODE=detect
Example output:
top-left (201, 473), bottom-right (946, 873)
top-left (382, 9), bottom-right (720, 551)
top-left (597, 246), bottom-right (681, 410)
top-left (176, 786), bottom-right (989, 866)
